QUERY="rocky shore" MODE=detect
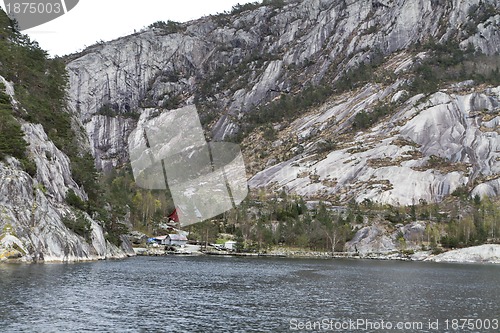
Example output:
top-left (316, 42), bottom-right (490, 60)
top-left (427, 244), bottom-right (500, 264)
top-left (270, 244), bottom-right (500, 264)
top-left (132, 244), bottom-right (500, 264)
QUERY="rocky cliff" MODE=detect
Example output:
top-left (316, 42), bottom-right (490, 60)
top-left (0, 11), bottom-right (136, 263)
top-left (248, 82), bottom-right (500, 204)
top-left (66, 0), bottom-right (499, 206)
top-left (0, 75), bottom-right (133, 262)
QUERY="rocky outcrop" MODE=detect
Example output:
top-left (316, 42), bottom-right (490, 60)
top-left (0, 156), bottom-right (127, 262)
top-left (345, 224), bottom-right (397, 255)
top-left (428, 244), bottom-right (500, 264)
top-left (249, 83), bottom-right (500, 205)
top-left (345, 229), bottom-right (500, 263)
top-left (119, 235), bottom-right (136, 256)
top-left (0, 153), bottom-right (130, 262)
top-left (0, 77), bottom-right (130, 262)
top-left (0, 233), bottom-right (28, 260)
top-left (345, 221), bottom-right (427, 255)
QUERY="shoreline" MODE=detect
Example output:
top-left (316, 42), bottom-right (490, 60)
top-left (132, 244), bottom-right (500, 265)
top-left (2, 244), bottom-right (498, 264)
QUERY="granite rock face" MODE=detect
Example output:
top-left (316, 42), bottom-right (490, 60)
top-left (344, 224), bottom-right (397, 255)
top-left (345, 221), bottom-right (427, 255)
top-left (428, 244), bottom-right (500, 263)
top-left (0, 77), bottom-right (129, 262)
top-left (249, 85), bottom-right (500, 205)
top-left (66, 0), bottom-right (500, 172)
top-left (0, 155), bottom-right (127, 262)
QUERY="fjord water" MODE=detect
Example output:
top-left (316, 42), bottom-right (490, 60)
top-left (1, 257), bottom-right (498, 332)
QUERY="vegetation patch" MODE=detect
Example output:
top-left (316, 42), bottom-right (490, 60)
top-left (0, 105), bottom-right (27, 161)
top-left (466, 2), bottom-right (499, 34)
top-left (239, 84), bottom-right (333, 141)
top-left (65, 189), bottom-right (86, 211)
top-left (412, 155), bottom-right (469, 173)
top-left (409, 41), bottom-right (500, 95)
top-left (391, 137), bottom-right (421, 148)
top-left (352, 102), bottom-right (397, 130)
top-left (62, 211), bottom-right (92, 242)
top-left (228, 0), bottom-right (285, 15)
top-left (149, 20), bottom-right (185, 34)
top-left (366, 157), bottom-right (399, 168)
top-left (0, 89), bottom-right (35, 175)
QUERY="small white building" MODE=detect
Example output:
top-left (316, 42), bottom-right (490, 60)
top-left (224, 241), bottom-right (237, 251)
top-left (153, 236), bottom-right (167, 245)
top-left (164, 234), bottom-right (188, 246)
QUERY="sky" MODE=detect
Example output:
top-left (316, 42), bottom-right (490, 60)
top-left (3, 0), bottom-right (254, 57)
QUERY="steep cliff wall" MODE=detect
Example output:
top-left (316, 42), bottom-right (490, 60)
top-left (249, 85), bottom-right (500, 204)
top-left (67, 0), bottom-right (500, 172)
top-left (0, 76), bottom-right (129, 262)
top-left (53, 0), bottom-right (500, 213)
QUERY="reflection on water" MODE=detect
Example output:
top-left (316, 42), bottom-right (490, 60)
top-left (0, 257), bottom-right (499, 332)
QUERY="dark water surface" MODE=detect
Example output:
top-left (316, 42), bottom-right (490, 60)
top-left (0, 256), bottom-right (499, 332)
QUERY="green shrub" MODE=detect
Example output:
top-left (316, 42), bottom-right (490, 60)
top-left (21, 158), bottom-right (37, 177)
top-left (262, 0), bottom-right (285, 8)
top-left (352, 103), bottom-right (395, 130)
top-left (0, 108), bottom-right (28, 161)
top-left (385, 208), bottom-right (405, 224)
top-left (104, 221), bottom-right (129, 247)
top-left (352, 111), bottom-right (371, 129)
top-left (71, 153), bottom-right (100, 211)
top-left (0, 90), bottom-right (10, 105)
top-left (97, 103), bottom-right (117, 117)
top-left (244, 84), bottom-right (333, 133)
top-left (431, 246), bottom-right (443, 255)
top-left (262, 125), bottom-right (277, 141)
top-left (65, 189), bottom-right (86, 210)
top-left (162, 94), bottom-right (182, 110)
top-left (62, 211), bottom-right (92, 242)
top-left (440, 235), bottom-right (459, 248)
top-left (149, 20), bottom-right (184, 34)
top-left (451, 185), bottom-right (469, 199)
top-left (427, 155), bottom-right (448, 168)
top-left (468, 3), bottom-right (498, 25)
top-left (231, 2), bottom-right (260, 15)
top-left (401, 249), bottom-right (415, 256)
top-left (316, 139), bottom-right (337, 153)
top-left (407, 40), bottom-right (500, 94)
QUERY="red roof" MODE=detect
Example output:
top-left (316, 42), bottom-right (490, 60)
top-left (168, 208), bottom-right (179, 222)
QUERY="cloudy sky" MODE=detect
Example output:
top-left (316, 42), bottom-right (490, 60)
top-left (8, 0), bottom-right (253, 57)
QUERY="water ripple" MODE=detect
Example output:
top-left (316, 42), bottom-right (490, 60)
top-left (0, 257), bottom-right (499, 332)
